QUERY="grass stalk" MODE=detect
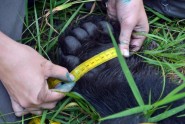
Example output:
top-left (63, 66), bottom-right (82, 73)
top-left (107, 24), bottom-right (144, 106)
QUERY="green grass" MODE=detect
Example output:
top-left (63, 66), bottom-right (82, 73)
top-left (1, 0), bottom-right (185, 123)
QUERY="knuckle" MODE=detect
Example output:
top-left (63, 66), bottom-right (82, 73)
top-left (43, 61), bottom-right (54, 70)
top-left (42, 61), bottom-right (54, 76)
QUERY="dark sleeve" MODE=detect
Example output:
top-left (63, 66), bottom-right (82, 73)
top-left (0, 0), bottom-right (25, 40)
top-left (0, 0), bottom-right (25, 123)
top-left (0, 82), bottom-right (21, 123)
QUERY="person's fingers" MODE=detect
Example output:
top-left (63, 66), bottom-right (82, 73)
top-left (117, 0), bottom-right (135, 57)
top-left (26, 108), bottom-right (42, 115)
top-left (39, 102), bottom-right (57, 110)
top-left (10, 97), bottom-right (29, 117)
top-left (43, 61), bottom-right (75, 81)
top-left (44, 89), bottom-right (65, 102)
top-left (31, 110), bottom-right (42, 115)
top-left (106, 0), bottom-right (117, 20)
top-left (119, 21), bottom-right (134, 57)
top-left (130, 18), bottom-right (149, 52)
top-left (107, 13), bottom-right (117, 20)
top-left (26, 102), bottom-right (57, 115)
top-left (54, 82), bottom-right (76, 93)
top-left (130, 38), bottom-right (144, 52)
top-left (38, 85), bottom-right (65, 103)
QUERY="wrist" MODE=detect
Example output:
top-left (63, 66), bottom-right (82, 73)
top-left (0, 31), bottom-right (20, 59)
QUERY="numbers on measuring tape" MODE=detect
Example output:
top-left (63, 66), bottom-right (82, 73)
top-left (48, 47), bottom-right (118, 88)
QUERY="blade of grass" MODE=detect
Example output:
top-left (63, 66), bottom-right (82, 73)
top-left (48, 0), bottom-right (54, 41)
top-left (45, 0), bottom-right (99, 17)
top-left (145, 6), bottom-right (172, 22)
top-left (154, 92), bottom-right (185, 107)
top-left (46, 3), bottom-right (84, 52)
top-left (8, 111), bottom-right (56, 124)
top-left (137, 54), bottom-right (185, 69)
top-left (165, 62), bottom-right (185, 98)
top-left (22, 115), bottom-right (24, 124)
top-left (41, 0), bottom-right (47, 15)
top-left (25, 0), bottom-right (29, 26)
top-left (66, 92), bottom-right (100, 120)
top-left (0, 112), bottom-right (6, 123)
top-left (45, 3), bottom-right (84, 52)
top-left (59, 3), bottom-right (84, 35)
top-left (40, 110), bottom-right (48, 124)
top-left (149, 104), bottom-right (185, 122)
top-left (177, 114), bottom-right (185, 117)
top-left (51, 97), bottom-right (72, 121)
top-left (136, 32), bottom-right (169, 43)
top-left (107, 24), bottom-right (144, 106)
top-left (34, 3), bottom-right (42, 54)
top-left (100, 105), bottom-right (152, 121)
top-left (149, 17), bottom-right (160, 25)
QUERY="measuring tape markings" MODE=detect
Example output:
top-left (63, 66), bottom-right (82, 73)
top-left (38, 47), bottom-right (118, 124)
top-left (48, 47), bottom-right (118, 88)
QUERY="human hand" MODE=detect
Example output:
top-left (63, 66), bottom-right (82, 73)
top-left (0, 32), bottom-right (75, 116)
top-left (106, 0), bottom-right (149, 57)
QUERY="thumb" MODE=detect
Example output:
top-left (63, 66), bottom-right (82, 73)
top-left (45, 61), bottom-right (75, 81)
top-left (119, 21), bottom-right (134, 57)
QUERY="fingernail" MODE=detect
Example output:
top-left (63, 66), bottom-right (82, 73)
top-left (55, 82), bottom-right (75, 92)
top-left (122, 49), bottom-right (130, 57)
top-left (69, 74), bottom-right (75, 81)
top-left (66, 73), bottom-right (75, 81)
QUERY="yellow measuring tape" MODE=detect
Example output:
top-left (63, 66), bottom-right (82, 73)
top-left (29, 47), bottom-right (118, 124)
top-left (48, 47), bottom-right (118, 88)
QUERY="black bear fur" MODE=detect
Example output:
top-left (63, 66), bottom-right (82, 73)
top-left (58, 16), bottom-right (185, 124)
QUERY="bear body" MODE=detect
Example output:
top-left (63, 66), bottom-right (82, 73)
top-left (58, 17), bottom-right (185, 124)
